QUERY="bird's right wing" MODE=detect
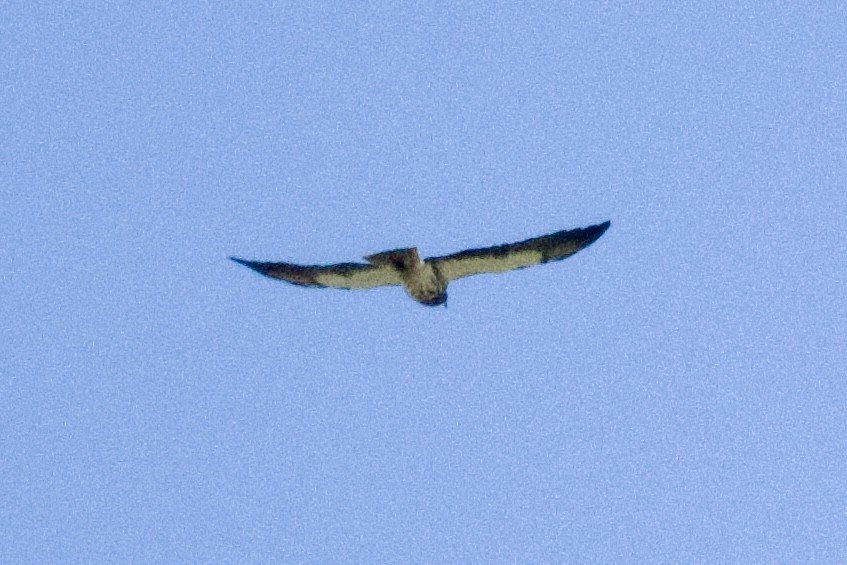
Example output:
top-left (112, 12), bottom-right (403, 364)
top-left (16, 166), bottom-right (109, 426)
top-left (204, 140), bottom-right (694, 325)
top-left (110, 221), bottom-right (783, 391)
top-left (428, 221), bottom-right (610, 282)
top-left (230, 257), bottom-right (403, 289)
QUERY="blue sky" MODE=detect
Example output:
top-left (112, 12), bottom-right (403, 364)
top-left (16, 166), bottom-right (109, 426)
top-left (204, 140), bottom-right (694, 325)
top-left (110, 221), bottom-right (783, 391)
top-left (3, 2), bottom-right (846, 562)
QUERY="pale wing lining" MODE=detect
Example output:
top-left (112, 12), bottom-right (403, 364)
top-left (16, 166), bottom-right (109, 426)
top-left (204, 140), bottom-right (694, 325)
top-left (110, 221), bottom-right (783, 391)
top-left (433, 249), bottom-right (544, 281)
top-left (313, 264), bottom-right (403, 289)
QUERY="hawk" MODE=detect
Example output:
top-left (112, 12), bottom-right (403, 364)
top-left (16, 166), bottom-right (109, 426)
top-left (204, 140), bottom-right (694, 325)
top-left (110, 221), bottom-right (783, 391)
top-left (231, 220), bottom-right (610, 307)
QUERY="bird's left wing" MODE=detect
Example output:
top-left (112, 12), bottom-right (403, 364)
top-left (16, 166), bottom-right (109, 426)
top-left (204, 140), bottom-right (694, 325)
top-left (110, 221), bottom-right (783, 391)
top-left (427, 221), bottom-right (610, 282)
top-left (230, 257), bottom-right (403, 289)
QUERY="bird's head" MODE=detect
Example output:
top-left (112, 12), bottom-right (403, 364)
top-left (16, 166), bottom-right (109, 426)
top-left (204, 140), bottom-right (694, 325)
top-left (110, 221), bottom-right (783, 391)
top-left (420, 293), bottom-right (448, 307)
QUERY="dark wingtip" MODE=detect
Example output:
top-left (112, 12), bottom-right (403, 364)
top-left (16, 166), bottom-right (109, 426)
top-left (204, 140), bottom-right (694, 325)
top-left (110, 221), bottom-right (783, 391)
top-left (230, 256), bottom-right (268, 276)
top-left (582, 220), bottom-right (611, 245)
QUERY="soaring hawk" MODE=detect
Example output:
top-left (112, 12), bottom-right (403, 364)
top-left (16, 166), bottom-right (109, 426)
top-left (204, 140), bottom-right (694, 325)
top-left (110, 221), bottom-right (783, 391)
top-left (231, 220), bottom-right (610, 306)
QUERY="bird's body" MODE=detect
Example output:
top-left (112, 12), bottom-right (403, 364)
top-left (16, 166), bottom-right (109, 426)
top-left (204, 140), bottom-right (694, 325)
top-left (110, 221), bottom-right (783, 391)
top-left (231, 220), bottom-right (610, 306)
top-left (364, 247), bottom-right (448, 306)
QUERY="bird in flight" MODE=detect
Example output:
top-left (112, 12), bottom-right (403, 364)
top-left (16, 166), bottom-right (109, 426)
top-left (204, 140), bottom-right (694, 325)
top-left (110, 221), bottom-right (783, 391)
top-left (231, 220), bottom-right (610, 307)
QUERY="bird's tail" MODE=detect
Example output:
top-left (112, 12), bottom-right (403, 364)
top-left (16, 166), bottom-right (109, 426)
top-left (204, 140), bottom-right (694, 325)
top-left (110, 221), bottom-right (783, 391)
top-left (364, 247), bottom-right (420, 271)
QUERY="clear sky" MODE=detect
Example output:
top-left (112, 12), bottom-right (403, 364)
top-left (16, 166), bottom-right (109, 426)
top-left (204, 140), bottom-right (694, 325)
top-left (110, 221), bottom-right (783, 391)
top-left (3, 2), bottom-right (846, 563)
